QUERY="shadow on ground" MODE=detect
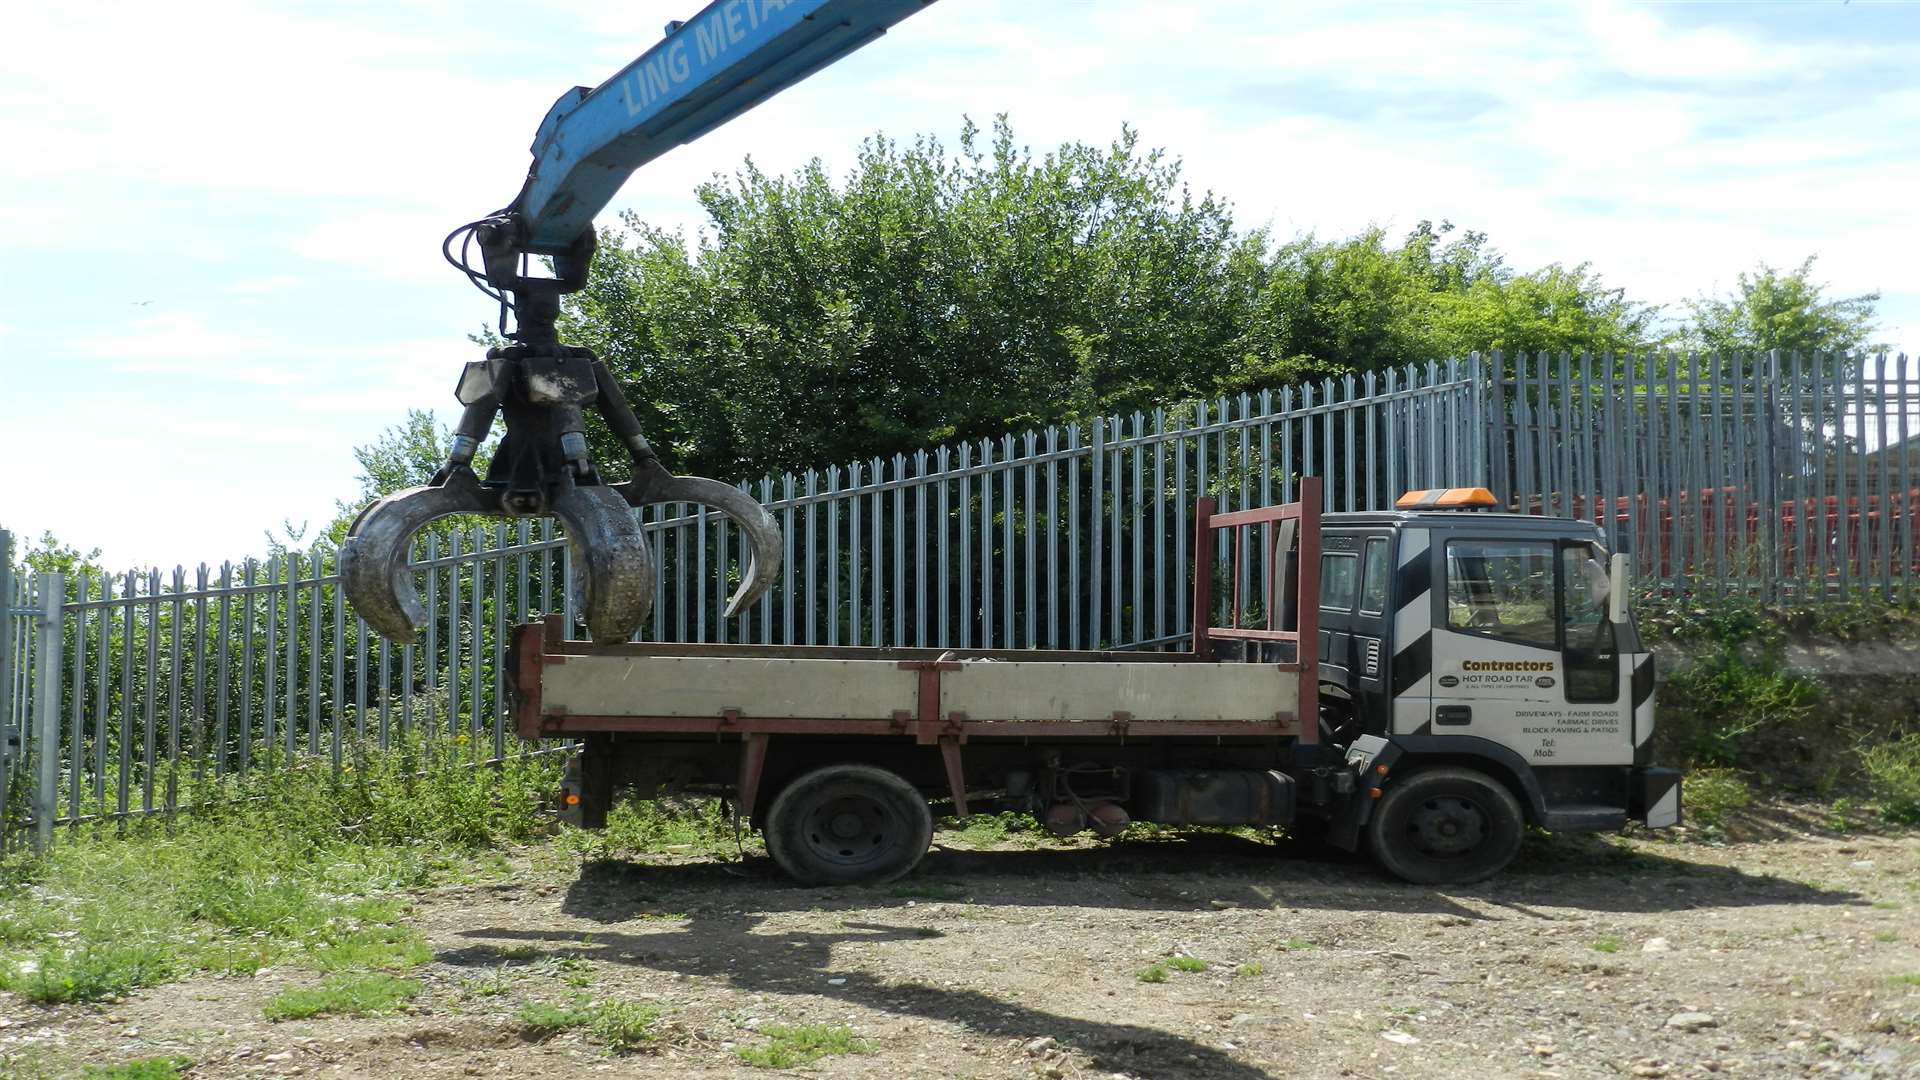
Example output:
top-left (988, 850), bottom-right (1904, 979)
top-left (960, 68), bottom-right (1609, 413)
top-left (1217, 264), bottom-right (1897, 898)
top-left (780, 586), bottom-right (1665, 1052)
top-left (551, 830), bottom-right (1861, 923)
top-left (446, 833), bottom-right (1862, 1080)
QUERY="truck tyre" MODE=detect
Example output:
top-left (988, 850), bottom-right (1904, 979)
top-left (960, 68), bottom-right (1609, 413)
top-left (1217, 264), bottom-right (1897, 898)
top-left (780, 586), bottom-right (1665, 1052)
top-left (1367, 766), bottom-right (1524, 886)
top-left (764, 764), bottom-right (934, 886)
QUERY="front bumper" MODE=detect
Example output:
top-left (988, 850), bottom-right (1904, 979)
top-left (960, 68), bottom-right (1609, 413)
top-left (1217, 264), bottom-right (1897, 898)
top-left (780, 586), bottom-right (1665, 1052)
top-left (1629, 766), bottom-right (1684, 829)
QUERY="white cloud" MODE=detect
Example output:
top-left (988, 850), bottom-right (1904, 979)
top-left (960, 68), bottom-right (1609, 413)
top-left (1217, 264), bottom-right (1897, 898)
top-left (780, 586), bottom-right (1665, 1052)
top-left (6, 0), bottom-right (1916, 568)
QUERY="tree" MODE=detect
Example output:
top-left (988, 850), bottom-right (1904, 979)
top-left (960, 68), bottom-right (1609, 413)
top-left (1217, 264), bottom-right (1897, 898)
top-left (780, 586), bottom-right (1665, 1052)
top-left (558, 116), bottom-right (1269, 480)
top-left (529, 120), bottom-right (1671, 482)
top-left (1430, 262), bottom-right (1659, 362)
top-left (1684, 256), bottom-right (1882, 356)
top-left (323, 409), bottom-right (494, 545)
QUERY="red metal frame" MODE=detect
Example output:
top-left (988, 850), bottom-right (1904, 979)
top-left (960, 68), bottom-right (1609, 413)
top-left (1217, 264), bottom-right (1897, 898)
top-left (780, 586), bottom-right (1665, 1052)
top-left (1189, 476), bottom-right (1321, 745)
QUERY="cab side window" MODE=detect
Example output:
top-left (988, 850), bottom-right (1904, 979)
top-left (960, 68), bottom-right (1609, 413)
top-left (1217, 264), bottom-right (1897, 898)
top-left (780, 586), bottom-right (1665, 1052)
top-left (1359, 538), bottom-right (1390, 614)
top-left (1321, 553), bottom-right (1359, 612)
top-left (1445, 541), bottom-right (1556, 648)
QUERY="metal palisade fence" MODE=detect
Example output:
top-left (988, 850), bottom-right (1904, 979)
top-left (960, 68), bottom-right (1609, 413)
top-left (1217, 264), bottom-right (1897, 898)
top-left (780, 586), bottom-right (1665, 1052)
top-left (2, 349), bottom-right (1914, 845)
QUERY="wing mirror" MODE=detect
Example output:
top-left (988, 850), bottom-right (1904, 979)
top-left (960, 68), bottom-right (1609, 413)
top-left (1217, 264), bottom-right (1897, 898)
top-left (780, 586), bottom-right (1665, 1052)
top-left (1607, 552), bottom-right (1630, 624)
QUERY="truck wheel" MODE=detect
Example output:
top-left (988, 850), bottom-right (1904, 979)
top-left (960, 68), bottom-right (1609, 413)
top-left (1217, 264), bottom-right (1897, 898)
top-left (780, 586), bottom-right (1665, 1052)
top-left (764, 764), bottom-right (934, 886)
top-left (1367, 767), bottom-right (1524, 886)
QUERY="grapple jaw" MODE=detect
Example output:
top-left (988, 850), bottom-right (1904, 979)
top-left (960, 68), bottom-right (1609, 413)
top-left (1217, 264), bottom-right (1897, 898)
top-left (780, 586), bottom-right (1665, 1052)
top-left (614, 471), bottom-right (782, 619)
top-left (341, 338), bottom-right (781, 646)
top-left (340, 468), bottom-right (658, 645)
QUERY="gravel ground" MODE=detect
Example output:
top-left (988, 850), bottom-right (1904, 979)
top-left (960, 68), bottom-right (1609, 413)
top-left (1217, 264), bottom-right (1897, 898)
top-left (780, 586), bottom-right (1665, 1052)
top-left (7, 819), bottom-right (1920, 1079)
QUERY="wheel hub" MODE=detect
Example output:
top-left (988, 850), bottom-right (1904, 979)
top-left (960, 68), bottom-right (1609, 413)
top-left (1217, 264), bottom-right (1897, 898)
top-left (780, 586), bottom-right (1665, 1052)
top-left (1407, 795), bottom-right (1486, 858)
top-left (802, 794), bottom-right (899, 866)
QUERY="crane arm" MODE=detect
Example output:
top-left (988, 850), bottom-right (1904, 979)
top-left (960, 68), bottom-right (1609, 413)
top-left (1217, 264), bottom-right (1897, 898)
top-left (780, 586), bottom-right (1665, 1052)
top-left (344, 0), bottom-right (937, 647)
top-left (515, 0), bottom-right (931, 254)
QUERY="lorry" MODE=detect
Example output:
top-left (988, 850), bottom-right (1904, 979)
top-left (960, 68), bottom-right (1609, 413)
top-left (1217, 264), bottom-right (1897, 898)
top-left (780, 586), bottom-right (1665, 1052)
top-left (508, 478), bottom-right (1683, 887)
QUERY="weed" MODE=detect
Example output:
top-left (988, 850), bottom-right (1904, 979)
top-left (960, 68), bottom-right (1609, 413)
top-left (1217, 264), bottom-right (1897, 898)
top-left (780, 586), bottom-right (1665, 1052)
top-left (587, 1000), bottom-right (663, 1053)
top-left (1872, 900), bottom-right (1902, 910)
top-left (518, 998), bottom-right (594, 1038)
top-left (1861, 734), bottom-right (1920, 825)
top-left (566, 796), bottom-right (744, 859)
top-left (2, 938), bottom-right (179, 1004)
top-left (1660, 647), bottom-right (1818, 768)
top-left (939, 812), bottom-right (1036, 848)
top-left (1875, 931), bottom-right (1899, 943)
top-left (527, 953), bottom-right (587, 978)
top-left (737, 1023), bottom-right (870, 1068)
top-left (1166, 956), bottom-right (1208, 973)
top-left (1136, 964), bottom-right (1168, 983)
top-left (1890, 973), bottom-right (1920, 987)
top-left (264, 973), bottom-right (420, 1020)
top-left (81, 1059), bottom-right (192, 1080)
top-left (1279, 938), bottom-right (1316, 951)
top-left (1683, 769), bottom-right (1754, 833)
top-left (1235, 962), bottom-right (1264, 977)
top-left (459, 965), bottom-right (516, 998)
top-left (1590, 937), bottom-right (1623, 954)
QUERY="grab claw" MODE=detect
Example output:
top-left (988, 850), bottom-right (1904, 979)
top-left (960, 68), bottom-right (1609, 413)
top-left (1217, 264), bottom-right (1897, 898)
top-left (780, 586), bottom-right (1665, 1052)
top-left (616, 472), bottom-right (782, 618)
top-left (341, 470), bottom-right (655, 645)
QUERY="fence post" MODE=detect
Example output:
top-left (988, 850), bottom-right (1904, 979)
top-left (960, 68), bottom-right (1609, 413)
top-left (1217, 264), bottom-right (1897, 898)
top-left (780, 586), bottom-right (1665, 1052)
top-left (33, 573), bottom-right (63, 852)
top-left (1, 529), bottom-right (14, 746)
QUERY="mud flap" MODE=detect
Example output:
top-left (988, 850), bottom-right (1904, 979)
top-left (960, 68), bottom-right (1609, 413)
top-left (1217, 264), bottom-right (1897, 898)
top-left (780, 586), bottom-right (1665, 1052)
top-left (1327, 734), bottom-right (1403, 851)
top-left (1630, 766), bottom-right (1684, 829)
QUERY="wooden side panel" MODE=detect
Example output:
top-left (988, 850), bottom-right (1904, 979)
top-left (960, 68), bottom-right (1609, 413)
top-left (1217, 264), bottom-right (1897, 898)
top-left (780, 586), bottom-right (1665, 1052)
top-left (541, 656), bottom-right (919, 720)
top-left (939, 662), bottom-right (1298, 724)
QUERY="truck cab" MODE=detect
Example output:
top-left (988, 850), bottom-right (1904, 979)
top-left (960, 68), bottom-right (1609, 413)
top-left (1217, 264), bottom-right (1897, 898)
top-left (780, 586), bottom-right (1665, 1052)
top-left (1315, 488), bottom-right (1680, 842)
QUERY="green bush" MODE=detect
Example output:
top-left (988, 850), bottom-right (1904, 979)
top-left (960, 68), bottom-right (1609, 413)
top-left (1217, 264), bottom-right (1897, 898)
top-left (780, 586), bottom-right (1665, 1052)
top-left (1683, 768), bottom-right (1755, 832)
top-left (1658, 646), bottom-right (1818, 768)
top-left (1861, 734), bottom-right (1920, 825)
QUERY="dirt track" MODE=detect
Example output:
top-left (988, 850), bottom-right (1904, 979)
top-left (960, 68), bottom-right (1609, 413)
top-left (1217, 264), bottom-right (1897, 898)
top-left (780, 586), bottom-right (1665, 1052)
top-left (8, 823), bottom-right (1920, 1079)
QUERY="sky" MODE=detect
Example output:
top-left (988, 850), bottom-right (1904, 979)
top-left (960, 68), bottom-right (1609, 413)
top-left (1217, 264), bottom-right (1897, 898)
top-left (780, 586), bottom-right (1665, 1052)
top-left (3, 0), bottom-right (1917, 573)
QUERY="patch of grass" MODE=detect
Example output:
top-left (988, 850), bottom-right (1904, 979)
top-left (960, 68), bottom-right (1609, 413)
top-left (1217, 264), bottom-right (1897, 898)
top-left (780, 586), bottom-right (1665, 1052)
top-left (1235, 962), bottom-right (1264, 977)
top-left (1, 939), bottom-right (179, 1004)
top-left (263, 973), bottom-right (420, 1020)
top-left (518, 998), bottom-right (594, 1038)
top-left (737, 1023), bottom-right (870, 1068)
top-left (588, 1000), bottom-right (663, 1053)
top-left (1136, 964), bottom-right (1168, 983)
top-left (310, 918), bottom-right (432, 973)
top-left (0, 733), bottom-right (557, 1002)
top-left (1861, 734), bottom-right (1920, 825)
top-left (1591, 937), bottom-right (1623, 954)
top-left (1873, 900), bottom-right (1902, 910)
top-left (1279, 937), bottom-right (1316, 951)
top-left (1875, 931), bottom-right (1899, 943)
top-left (1684, 768), bottom-right (1755, 833)
top-left (566, 796), bottom-right (745, 859)
top-left (81, 1059), bottom-right (192, 1080)
top-left (1890, 973), bottom-right (1920, 987)
top-left (1166, 956), bottom-right (1208, 973)
top-left (938, 811), bottom-right (1038, 848)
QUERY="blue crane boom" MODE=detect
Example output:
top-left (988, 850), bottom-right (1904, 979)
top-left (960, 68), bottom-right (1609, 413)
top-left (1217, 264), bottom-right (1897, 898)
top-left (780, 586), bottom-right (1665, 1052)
top-left (518, 0), bottom-right (931, 252)
top-left (341, 0), bottom-right (938, 647)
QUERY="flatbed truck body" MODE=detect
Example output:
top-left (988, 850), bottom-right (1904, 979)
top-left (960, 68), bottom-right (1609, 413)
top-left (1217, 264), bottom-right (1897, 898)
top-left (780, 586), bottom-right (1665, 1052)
top-left (509, 479), bottom-right (1682, 885)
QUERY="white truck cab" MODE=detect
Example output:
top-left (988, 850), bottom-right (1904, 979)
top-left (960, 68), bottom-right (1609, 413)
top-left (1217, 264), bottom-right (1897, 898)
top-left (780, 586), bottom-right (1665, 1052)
top-left (1316, 488), bottom-right (1681, 860)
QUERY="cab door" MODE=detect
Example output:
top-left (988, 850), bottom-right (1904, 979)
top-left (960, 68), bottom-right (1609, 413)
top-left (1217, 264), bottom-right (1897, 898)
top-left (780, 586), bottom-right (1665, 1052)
top-left (1426, 537), bottom-right (1634, 766)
